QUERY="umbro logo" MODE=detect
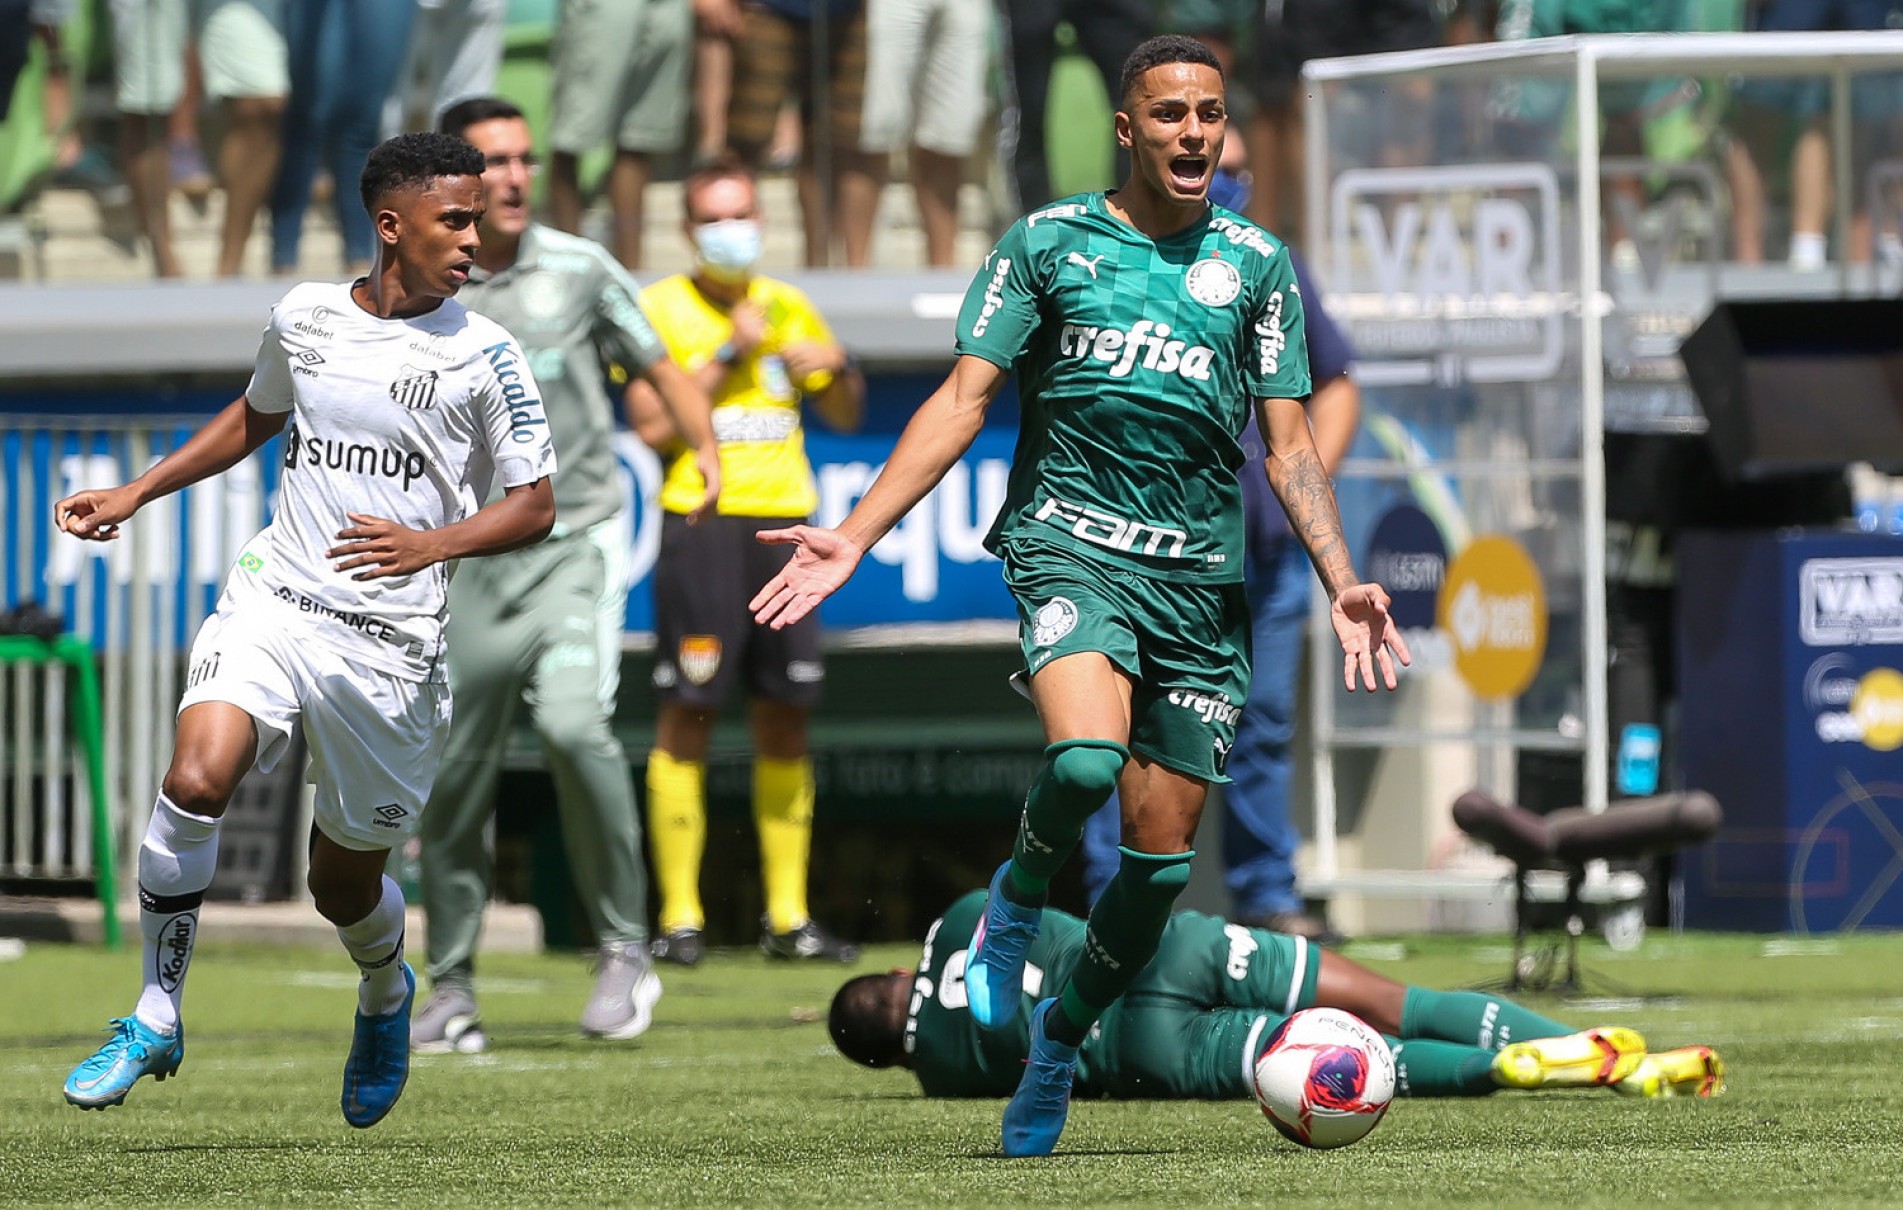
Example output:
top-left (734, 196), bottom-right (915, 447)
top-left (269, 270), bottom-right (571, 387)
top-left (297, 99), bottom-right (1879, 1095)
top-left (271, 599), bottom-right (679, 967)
top-left (389, 367), bottom-right (438, 411)
top-left (295, 349), bottom-right (324, 366)
top-left (1067, 251), bottom-right (1106, 279)
top-left (372, 803), bottom-right (408, 829)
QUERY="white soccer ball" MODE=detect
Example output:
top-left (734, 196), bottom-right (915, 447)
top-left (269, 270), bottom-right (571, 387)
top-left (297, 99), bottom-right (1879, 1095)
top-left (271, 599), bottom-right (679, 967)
top-left (1252, 1007), bottom-right (1396, 1150)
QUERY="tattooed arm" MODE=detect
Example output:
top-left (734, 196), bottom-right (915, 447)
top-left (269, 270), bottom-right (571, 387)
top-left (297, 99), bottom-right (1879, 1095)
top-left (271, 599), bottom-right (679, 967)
top-left (1257, 395), bottom-right (1358, 598)
top-left (1255, 395), bottom-right (1411, 690)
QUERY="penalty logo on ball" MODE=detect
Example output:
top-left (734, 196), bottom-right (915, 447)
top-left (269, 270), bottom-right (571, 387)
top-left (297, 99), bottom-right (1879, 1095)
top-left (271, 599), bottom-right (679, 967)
top-left (1252, 1007), bottom-right (1395, 1150)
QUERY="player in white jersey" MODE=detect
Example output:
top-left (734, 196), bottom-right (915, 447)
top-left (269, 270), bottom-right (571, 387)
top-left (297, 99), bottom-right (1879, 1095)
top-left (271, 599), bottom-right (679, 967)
top-left (55, 132), bottom-right (558, 1129)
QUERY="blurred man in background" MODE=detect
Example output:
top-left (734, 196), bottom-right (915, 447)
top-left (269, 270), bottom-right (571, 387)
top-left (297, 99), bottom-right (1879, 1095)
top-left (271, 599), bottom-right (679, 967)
top-left (410, 98), bottom-right (719, 1055)
top-left (627, 156), bottom-right (864, 967)
top-left (111, 0), bottom-right (286, 276)
top-left (545, 0), bottom-right (692, 269)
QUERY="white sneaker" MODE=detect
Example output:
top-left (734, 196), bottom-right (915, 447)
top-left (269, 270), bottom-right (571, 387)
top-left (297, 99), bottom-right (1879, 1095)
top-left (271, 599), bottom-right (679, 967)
top-left (580, 942), bottom-right (662, 1040)
top-left (409, 983), bottom-right (486, 1055)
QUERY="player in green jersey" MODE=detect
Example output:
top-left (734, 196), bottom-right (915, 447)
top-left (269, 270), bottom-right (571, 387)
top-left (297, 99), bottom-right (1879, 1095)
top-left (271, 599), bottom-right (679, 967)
top-left (827, 891), bottom-right (1727, 1102)
top-left (751, 35), bottom-right (1410, 1155)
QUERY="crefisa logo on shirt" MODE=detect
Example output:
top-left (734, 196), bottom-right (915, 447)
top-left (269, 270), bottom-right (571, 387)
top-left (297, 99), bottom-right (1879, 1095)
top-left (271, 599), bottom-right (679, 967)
top-left (389, 365), bottom-right (439, 411)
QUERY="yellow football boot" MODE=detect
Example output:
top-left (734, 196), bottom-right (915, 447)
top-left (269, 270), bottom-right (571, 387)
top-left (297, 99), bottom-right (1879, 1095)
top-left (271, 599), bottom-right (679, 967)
top-left (1615, 1045), bottom-right (1727, 1098)
top-left (1491, 1027), bottom-right (1648, 1089)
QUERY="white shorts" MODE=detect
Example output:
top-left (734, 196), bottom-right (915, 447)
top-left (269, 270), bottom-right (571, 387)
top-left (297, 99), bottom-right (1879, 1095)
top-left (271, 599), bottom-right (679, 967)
top-left (111, 0), bottom-right (288, 114)
top-left (860, 0), bottom-right (992, 157)
top-left (178, 602), bottom-right (452, 852)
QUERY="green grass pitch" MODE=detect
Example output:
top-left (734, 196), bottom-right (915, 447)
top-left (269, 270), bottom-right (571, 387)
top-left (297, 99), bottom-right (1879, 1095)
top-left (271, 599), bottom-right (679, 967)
top-left (3, 930), bottom-right (1902, 1207)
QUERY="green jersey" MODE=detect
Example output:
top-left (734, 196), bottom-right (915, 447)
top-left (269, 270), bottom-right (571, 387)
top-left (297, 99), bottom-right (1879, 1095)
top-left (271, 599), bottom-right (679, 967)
top-left (459, 225), bottom-right (668, 532)
top-left (955, 193), bottom-right (1311, 584)
top-left (906, 891), bottom-right (1087, 1098)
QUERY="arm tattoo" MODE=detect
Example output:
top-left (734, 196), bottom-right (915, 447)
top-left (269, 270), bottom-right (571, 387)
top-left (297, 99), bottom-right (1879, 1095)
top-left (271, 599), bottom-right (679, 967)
top-left (1266, 447), bottom-right (1358, 596)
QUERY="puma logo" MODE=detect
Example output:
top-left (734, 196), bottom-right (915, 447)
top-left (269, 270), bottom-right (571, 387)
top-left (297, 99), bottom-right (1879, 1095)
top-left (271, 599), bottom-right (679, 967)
top-left (1067, 252), bottom-right (1106, 279)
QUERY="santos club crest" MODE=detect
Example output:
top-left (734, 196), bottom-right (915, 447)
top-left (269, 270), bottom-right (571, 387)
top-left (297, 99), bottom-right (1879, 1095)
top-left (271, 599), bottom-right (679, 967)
top-left (1185, 257), bottom-right (1242, 307)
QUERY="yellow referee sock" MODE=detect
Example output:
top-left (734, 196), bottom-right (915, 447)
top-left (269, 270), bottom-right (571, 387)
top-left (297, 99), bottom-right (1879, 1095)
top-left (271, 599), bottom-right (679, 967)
top-left (646, 749), bottom-right (707, 933)
top-left (754, 755), bottom-right (814, 935)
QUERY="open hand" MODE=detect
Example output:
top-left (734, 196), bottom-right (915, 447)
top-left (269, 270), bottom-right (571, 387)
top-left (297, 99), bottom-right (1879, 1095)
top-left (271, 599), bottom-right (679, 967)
top-left (54, 486), bottom-right (140, 541)
top-left (749, 525), bottom-right (865, 629)
top-left (327, 514), bottom-right (447, 581)
top-left (1331, 582), bottom-right (1412, 691)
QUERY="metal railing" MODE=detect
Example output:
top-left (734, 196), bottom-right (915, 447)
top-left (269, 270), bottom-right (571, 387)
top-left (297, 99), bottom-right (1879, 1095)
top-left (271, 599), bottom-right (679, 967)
top-left (2, 418), bottom-right (276, 889)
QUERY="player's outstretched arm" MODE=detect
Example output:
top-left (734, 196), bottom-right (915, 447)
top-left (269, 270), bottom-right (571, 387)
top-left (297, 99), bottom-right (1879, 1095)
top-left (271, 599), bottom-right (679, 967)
top-left (750, 354), bottom-right (1008, 629)
top-left (328, 477), bottom-right (555, 581)
top-left (1256, 396), bottom-right (1411, 691)
top-left (54, 396), bottom-right (288, 541)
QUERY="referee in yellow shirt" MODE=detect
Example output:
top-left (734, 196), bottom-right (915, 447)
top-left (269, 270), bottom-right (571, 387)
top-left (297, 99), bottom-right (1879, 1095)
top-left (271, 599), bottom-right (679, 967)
top-left (625, 156), bottom-right (866, 965)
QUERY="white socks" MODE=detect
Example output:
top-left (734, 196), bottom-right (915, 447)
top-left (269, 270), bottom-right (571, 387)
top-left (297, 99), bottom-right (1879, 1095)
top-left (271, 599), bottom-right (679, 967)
top-left (337, 876), bottom-right (408, 1016)
top-left (133, 795), bottom-right (222, 1034)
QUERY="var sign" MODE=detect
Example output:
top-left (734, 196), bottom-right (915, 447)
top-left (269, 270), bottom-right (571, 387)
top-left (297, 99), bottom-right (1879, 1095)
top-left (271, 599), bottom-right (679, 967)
top-left (1329, 163), bottom-right (1562, 387)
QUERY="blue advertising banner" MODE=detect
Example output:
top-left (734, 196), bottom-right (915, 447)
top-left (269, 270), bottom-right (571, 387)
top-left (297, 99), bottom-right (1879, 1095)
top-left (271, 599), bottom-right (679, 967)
top-left (2, 374), bottom-right (1024, 643)
top-left (1678, 530), bottom-right (1903, 932)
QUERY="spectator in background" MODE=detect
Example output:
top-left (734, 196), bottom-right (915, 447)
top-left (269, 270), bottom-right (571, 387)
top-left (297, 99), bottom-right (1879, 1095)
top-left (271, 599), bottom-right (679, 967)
top-left (997, 0), bottom-right (1152, 212)
top-left (626, 158), bottom-right (865, 967)
top-left (383, 0), bottom-right (507, 138)
top-left (270, 0), bottom-right (416, 277)
top-left (112, 0), bottom-right (288, 277)
top-left (853, 0), bottom-right (993, 266)
top-left (1725, 0), bottom-right (1903, 269)
top-left (1080, 246), bottom-right (1359, 944)
top-left (693, 0), bottom-right (742, 165)
top-left (545, 0), bottom-right (692, 270)
top-left (1155, 0), bottom-right (1253, 75)
top-left (412, 97), bottom-right (720, 1053)
top-left (1246, 0), bottom-right (1441, 247)
top-left (726, 0), bottom-right (883, 266)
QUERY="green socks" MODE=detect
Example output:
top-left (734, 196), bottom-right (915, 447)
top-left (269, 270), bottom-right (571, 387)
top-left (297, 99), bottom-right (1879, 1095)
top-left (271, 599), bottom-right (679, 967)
top-left (1390, 1038), bottom-right (1500, 1097)
top-left (1051, 847), bottom-right (1194, 1045)
top-left (1399, 988), bottom-right (1574, 1051)
top-left (1002, 740), bottom-right (1129, 904)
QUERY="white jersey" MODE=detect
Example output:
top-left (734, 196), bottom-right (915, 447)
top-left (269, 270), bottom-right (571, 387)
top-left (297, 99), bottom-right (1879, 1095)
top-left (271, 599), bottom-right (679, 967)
top-left (231, 280), bottom-right (557, 682)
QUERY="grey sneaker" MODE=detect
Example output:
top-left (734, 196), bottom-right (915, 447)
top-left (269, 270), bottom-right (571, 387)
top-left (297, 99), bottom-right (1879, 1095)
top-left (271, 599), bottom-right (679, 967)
top-left (580, 942), bottom-right (663, 1040)
top-left (409, 983), bottom-right (486, 1055)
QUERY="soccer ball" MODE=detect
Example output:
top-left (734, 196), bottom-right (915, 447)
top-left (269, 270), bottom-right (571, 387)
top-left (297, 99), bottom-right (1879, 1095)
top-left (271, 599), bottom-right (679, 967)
top-left (1252, 1007), bottom-right (1395, 1150)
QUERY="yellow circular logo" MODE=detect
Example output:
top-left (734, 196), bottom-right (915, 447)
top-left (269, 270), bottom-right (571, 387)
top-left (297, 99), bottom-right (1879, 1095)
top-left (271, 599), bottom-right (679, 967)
top-left (1852, 667), bottom-right (1903, 752)
top-left (1436, 535), bottom-right (1548, 700)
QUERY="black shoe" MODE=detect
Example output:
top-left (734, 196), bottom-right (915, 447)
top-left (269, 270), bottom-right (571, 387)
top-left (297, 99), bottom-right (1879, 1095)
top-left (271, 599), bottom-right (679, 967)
top-left (1242, 911), bottom-right (1345, 948)
top-left (650, 926), bottom-right (705, 968)
top-left (760, 917), bottom-right (859, 962)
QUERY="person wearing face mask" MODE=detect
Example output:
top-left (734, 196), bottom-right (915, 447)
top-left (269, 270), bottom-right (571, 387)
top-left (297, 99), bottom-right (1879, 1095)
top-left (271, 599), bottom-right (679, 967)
top-left (625, 155), bottom-right (866, 967)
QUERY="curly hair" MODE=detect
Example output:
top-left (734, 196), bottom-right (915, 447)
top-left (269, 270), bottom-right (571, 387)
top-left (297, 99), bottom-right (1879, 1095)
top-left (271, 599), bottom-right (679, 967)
top-left (1118, 33), bottom-right (1224, 108)
top-left (359, 131), bottom-right (486, 213)
top-left (828, 974), bottom-right (907, 1069)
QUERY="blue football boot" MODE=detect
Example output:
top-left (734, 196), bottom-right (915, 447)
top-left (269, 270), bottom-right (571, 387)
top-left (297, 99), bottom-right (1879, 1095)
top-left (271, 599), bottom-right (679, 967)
top-left (1001, 998), bottom-right (1079, 1157)
top-left (966, 861), bottom-right (1041, 1029)
top-left (63, 1017), bottom-right (184, 1109)
top-left (342, 963), bottom-right (415, 1129)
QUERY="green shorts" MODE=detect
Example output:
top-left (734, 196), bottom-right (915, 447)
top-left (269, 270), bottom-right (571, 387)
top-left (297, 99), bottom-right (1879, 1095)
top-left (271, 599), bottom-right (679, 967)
top-left (1079, 911), bottom-right (1321, 1100)
top-left (1003, 540), bottom-right (1250, 783)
